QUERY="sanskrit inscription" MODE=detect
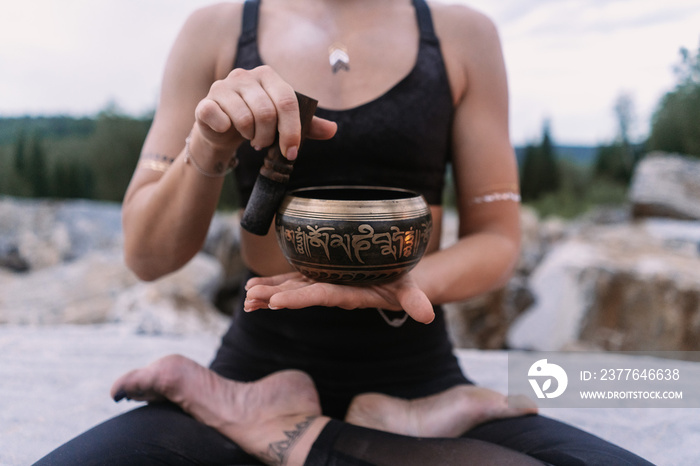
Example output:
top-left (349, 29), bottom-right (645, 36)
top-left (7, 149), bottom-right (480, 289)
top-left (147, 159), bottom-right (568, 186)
top-left (281, 222), bottom-right (431, 264)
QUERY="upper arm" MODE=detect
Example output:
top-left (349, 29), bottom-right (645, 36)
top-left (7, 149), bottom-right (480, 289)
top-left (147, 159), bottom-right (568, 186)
top-left (437, 6), bottom-right (520, 241)
top-left (123, 3), bottom-right (243, 204)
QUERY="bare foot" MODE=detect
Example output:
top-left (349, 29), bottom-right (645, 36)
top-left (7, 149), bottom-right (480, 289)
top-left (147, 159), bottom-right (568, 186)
top-left (345, 385), bottom-right (538, 438)
top-left (111, 355), bottom-right (329, 466)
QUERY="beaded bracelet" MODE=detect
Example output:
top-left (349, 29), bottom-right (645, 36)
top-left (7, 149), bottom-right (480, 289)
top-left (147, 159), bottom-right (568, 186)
top-left (184, 134), bottom-right (238, 178)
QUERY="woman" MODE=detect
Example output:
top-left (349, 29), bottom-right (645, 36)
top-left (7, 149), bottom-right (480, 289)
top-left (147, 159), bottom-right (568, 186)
top-left (36, 0), bottom-right (652, 464)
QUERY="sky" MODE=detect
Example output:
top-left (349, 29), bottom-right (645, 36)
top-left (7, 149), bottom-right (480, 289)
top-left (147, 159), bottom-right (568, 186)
top-left (1, 0), bottom-right (699, 146)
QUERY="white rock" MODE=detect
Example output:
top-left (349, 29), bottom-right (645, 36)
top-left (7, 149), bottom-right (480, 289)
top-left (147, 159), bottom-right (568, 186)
top-left (0, 251), bottom-right (138, 325)
top-left (630, 152), bottom-right (700, 220)
top-left (508, 222), bottom-right (700, 351)
top-left (110, 253), bottom-right (229, 336)
top-left (508, 240), bottom-right (598, 350)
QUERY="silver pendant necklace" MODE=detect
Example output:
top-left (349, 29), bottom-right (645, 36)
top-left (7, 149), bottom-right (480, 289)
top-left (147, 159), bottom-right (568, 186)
top-left (377, 308), bottom-right (409, 328)
top-left (328, 43), bottom-right (350, 73)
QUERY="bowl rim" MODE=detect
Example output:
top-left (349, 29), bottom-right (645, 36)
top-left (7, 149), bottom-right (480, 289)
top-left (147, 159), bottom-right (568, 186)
top-left (285, 185), bottom-right (424, 201)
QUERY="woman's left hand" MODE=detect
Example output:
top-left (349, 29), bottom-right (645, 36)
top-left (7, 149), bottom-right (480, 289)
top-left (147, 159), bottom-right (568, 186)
top-left (244, 272), bottom-right (435, 324)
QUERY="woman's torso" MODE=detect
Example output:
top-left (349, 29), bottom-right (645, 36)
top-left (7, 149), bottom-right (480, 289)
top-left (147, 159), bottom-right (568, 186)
top-left (220, 0), bottom-right (460, 275)
top-left (208, 0), bottom-right (471, 415)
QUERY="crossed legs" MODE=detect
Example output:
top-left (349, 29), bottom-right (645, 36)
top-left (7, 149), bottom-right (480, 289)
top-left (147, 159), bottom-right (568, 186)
top-left (35, 354), bottom-right (652, 465)
top-left (111, 354), bottom-right (540, 465)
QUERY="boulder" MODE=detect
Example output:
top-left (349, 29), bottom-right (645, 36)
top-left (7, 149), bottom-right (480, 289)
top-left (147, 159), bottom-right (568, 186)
top-left (0, 252), bottom-right (139, 325)
top-left (629, 152), bottom-right (700, 220)
top-left (0, 197), bottom-right (123, 271)
top-left (517, 206), bottom-right (570, 275)
top-left (204, 212), bottom-right (244, 280)
top-left (0, 196), bottom-right (245, 330)
top-left (0, 250), bottom-right (229, 335)
top-left (508, 220), bottom-right (700, 351)
top-left (442, 207), bottom-right (541, 349)
top-left (0, 244), bottom-right (29, 272)
top-left (110, 253), bottom-right (230, 336)
top-left (445, 275), bottom-right (534, 349)
top-left (0, 196), bottom-right (238, 334)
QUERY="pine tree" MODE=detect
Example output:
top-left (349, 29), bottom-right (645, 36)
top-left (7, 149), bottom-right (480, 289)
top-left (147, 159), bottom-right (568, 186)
top-left (594, 93), bottom-right (643, 184)
top-left (538, 121), bottom-right (560, 194)
top-left (14, 129), bottom-right (26, 176)
top-left (520, 143), bottom-right (540, 201)
top-left (648, 42), bottom-right (700, 156)
top-left (520, 121), bottom-right (560, 201)
top-left (27, 133), bottom-right (49, 197)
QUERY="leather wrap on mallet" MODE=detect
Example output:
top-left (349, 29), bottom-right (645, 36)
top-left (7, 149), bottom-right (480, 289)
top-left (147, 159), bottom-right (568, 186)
top-left (240, 92), bottom-right (318, 236)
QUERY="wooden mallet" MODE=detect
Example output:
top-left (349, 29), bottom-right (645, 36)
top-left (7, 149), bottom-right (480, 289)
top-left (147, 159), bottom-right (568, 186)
top-left (240, 92), bottom-right (318, 236)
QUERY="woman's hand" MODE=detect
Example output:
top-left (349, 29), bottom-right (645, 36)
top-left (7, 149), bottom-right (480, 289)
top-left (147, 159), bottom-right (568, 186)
top-left (244, 272), bottom-right (435, 324)
top-left (193, 65), bottom-right (337, 158)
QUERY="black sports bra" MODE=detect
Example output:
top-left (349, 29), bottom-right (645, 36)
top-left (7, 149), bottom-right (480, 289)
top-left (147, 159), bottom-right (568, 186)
top-left (233, 0), bottom-right (454, 206)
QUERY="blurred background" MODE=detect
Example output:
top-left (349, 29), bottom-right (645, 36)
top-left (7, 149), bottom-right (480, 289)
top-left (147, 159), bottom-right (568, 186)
top-left (2, 2), bottom-right (700, 464)
top-left (1, 0), bottom-right (700, 351)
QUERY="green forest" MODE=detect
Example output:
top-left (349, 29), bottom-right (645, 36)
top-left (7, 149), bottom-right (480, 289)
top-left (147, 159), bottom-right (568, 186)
top-left (1, 43), bottom-right (699, 218)
top-left (512, 42), bottom-right (700, 218)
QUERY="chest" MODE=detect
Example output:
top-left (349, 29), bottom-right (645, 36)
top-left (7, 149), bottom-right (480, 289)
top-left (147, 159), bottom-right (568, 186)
top-left (257, 1), bottom-right (420, 110)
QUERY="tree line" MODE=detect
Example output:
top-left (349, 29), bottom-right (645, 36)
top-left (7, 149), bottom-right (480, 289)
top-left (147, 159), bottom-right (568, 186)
top-left (0, 108), bottom-right (239, 208)
top-left (1, 41), bottom-right (699, 217)
top-left (0, 109), bottom-right (148, 202)
top-left (519, 41), bottom-right (700, 217)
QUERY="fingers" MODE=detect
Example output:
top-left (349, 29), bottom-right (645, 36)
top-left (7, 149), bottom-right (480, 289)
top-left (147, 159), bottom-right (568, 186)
top-left (395, 285), bottom-right (435, 324)
top-left (195, 98), bottom-right (234, 135)
top-left (198, 66), bottom-right (337, 158)
top-left (239, 71), bottom-right (293, 151)
top-left (308, 116), bottom-right (338, 142)
top-left (244, 273), bottom-right (315, 311)
top-left (267, 282), bottom-right (341, 310)
top-left (245, 272), bottom-right (304, 290)
top-left (245, 272), bottom-right (435, 324)
top-left (258, 75), bottom-right (300, 158)
top-left (245, 280), bottom-right (350, 312)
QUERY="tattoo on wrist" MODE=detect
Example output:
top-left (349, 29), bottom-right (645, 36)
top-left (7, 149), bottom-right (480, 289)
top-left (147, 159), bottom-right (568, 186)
top-left (262, 416), bottom-right (317, 466)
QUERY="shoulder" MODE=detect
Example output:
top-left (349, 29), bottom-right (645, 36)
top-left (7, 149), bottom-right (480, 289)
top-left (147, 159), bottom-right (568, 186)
top-left (179, 2), bottom-right (244, 42)
top-left (429, 1), bottom-right (502, 50)
top-left (175, 2), bottom-right (246, 78)
top-left (428, 1), bottom-right (506, 102)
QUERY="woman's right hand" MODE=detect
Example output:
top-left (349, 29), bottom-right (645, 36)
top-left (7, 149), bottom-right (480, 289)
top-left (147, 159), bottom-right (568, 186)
top-left (192, 65), bottom-right (337, 160)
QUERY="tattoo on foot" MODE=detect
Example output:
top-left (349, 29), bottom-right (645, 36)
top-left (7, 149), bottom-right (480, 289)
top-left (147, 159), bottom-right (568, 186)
top-left (263, 416), bottom-right (317, 466)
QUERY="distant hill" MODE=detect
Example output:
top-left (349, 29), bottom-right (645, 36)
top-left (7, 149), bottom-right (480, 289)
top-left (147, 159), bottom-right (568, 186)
top-left (515, 145), bottom-right (597, 167)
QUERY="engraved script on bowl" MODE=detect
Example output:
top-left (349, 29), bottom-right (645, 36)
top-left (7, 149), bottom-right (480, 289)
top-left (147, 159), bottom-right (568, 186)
top-left (275, 186), bottom-right (433, 285)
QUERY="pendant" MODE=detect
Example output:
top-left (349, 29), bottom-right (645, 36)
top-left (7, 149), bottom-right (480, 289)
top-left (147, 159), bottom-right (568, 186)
top-left (328, 43), bottom-right (350, 73)
top-left (377, 308), bottom-right (409, 328)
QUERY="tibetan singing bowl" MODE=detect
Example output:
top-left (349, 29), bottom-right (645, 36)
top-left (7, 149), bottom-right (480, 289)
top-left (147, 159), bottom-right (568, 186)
top-left (275, 186), bottom-right (432, 285)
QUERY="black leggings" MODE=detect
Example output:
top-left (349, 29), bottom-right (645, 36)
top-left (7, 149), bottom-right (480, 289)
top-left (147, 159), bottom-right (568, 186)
top-left (34, 402), bottom-right (653, 465)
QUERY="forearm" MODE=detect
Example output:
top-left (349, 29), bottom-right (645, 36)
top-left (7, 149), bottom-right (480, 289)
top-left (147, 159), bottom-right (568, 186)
top-left (123, 134), bottom-right (233, 280)
top-left (412, 230), bottom-right (520, 306)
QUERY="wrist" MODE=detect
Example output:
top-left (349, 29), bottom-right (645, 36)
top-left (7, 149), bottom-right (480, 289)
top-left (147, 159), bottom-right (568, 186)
top-left (184, 128), bottom-right (238, 177)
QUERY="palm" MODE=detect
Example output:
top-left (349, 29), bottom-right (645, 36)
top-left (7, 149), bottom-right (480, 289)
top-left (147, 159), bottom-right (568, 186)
top-left (244, 272), bottom-right (435, 324)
